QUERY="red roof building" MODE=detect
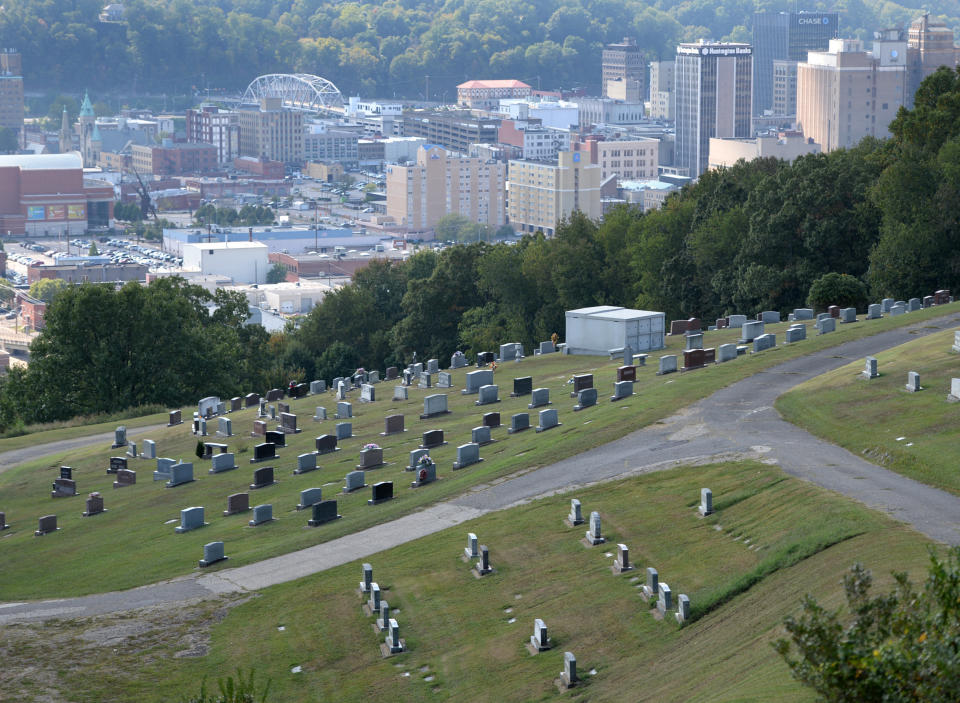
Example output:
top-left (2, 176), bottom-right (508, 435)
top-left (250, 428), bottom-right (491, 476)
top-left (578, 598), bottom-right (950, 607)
top-left (457, 79), bottom-right (532, 110)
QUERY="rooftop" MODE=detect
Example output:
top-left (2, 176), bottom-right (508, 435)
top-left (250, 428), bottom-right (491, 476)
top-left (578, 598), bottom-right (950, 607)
top-left (458, 79), bottom-right (532, 90)
top-left (0, 153), bottom-right (83, 170)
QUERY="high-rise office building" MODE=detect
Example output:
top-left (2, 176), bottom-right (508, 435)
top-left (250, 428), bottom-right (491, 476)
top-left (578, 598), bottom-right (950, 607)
top-left (0, 49), bottom-right (24, 143)
top-left (648, 61), bottom-right (675, 120)
top-left (675, 42), bottom-right (753, 178)
top-left (602, 38), bottom-right (645, 102)
top-left (907, 14), bottom-right (959, 105)
top-left (797, 38), bottom-right (906, 152)
top-left (752, 12), bottom-right (838, 116)
top-left (772, 59), bottom-right (798, 116)
top-left (237, 98), bottom-right (304, 164)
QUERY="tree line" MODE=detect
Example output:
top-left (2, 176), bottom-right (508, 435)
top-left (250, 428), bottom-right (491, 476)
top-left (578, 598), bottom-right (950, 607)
top-left (0, 69), bottom-right (958, 430)
top-left (2, 0), bottom-right (956, 101)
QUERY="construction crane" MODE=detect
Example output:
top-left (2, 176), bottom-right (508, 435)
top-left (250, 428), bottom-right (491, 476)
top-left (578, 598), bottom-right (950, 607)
top-left (131, 166), bottom-right (158, 221)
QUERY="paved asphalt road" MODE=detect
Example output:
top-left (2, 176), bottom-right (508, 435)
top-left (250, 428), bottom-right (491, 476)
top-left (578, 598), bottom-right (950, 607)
top-left (3, 313), bottom-right (959, 623)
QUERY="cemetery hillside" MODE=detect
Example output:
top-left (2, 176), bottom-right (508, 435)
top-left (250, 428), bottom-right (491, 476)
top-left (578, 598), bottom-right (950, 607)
top-left (6, 67), bottom-right (960, 430)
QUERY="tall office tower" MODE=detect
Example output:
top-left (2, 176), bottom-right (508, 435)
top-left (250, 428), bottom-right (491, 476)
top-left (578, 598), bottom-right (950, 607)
top-left (752, 12), bottom-right (838, 116)
top-left (602, 37), bottom-right (646, 102)
top-left (772, 59), bottom-right (798, 116)
top-left (648, 61), bottom-right (675, 120)
top-left (797, 38), bottom-right (906, 152)
top-left (0, 49), bottom-right (24, 143)
top-left (907, 14), bottom-right (959, 105)
top-left (675, 42), bottom-right (753, 178)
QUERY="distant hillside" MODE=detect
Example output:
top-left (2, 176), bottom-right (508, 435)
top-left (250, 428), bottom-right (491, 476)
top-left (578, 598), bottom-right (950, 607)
top-left (0, 0), bottom-right (957, 99)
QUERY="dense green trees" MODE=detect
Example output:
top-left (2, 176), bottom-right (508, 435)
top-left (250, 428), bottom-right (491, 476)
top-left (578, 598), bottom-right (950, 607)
top-left (3, 0), bottom-right (955, 98)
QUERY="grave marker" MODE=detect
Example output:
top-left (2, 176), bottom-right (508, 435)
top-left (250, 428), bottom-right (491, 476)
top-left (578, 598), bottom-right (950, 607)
top-left (296, 487), bottom-right (323, 511)
top-left (335, 422), bottom-right (353, 440)
top-left (199, 541), bottom-right (227, 568)
top-left (248, 504), bottom-right (273, 526)
top-left (82, 492), bottom-right (105, 517)
top-left (108, 456), bottom-right (127, 474)
top-left (511, 376), bottom-right (533, 397)
top-left (209, 452), bottom-right (238, 474)
top-left (344, 470), bottom-right (366, 493)
top-left (463, 369), bottom-right (494, 394)
top-left (610, 381), bottom-right (633, 402)
top-left (315, 434), bottom-right (339, 454)
top-left (393, 386), bottom-right (408, 401)
top-left (112, 468), bottom-right (136, 488)
top-left (657, 355), bottom-right (678, 375)
top-left (567, 499), bottom-right (584, 526)
top-left (34, 514), bottom-right (58, 536)
top-left (573, 388), bottom-right (598, 411)
top-left (906, 371), bottom-right (922, 392)
top-left (508, 412), bottom-right (530, 434)
top-left (536, 408), bottom-right (560, 432)
top-left (142, 439), bottom-right (156, 460)
top-left (368, 481), bottom-right (394, 505)
top-left (475, 544), bottom-right (493, 576)
top-left (167, 410), bottom-right (182, 426)
top-left (411, 455), bottom-right (437, 487)
top-left (528, 387), bottom-right (550, 408)
top-left (251, 443), bottom-right (276, 463)
top-left (357, 446), bottom-right (385, 470)
top-left (483, 411), bottom-right (501, 428)
top-left (279, 412), bottom-right (301, 434)
top-left (529, 619), bottom-right (550, 652)
top-left (421, 429), bottom-right (446, 449)
top-left (166, 462), bottom-right (194, 488)
top-left (420, 394), bottom-right (449, 419)
top-left (471, 425), bottom-right (493, 445)
top-left (676, 594), bottom-right (691, 624)
top-left (584, 511), bottom-right (605, 545)
top-left (475, 384), bottom-right (500, 406)
top-left (294, 452), bottom-right (317, 474)
top-left (613, 543), bottom-right (632, 573)
top-left (452, 442), bottom-right (482, 470)
top-left (308, 499), bottom-right (341, 526)
top-left (250, 466), bottom-right (276, 489)
top-left (175, 506), bottom-right (207, 533)
top-left (224, 493), bottom-right (250, 516)
top-left (862, 356), bottom-right (879, 379)
top-left (699, 488), bottom-right (713, 516)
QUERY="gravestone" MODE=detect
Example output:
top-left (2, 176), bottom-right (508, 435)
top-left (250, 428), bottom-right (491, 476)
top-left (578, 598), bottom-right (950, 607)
top-left (669, 319), bottom-right (688, 336)
top-left (610, 380), bottom-right (633, 401)
top-left (561, 651), bottom-right (578, 688)
top-left (310, 380), bottom-right (326, 395)
top-left (682, 349), bottom-right (706, 370)
top-left (528, 387), bottom-right (550, 408)
top-left (570, 374), bottom-right (593, 396)
top-left (358, 446), bottom-right (385, 470)
top-left (113, 468), bottom-right (136, 489)
top-left (197, 418), bottom-right (208, 436)
top-left (463, 369), bottom-right (494, 394)
top-left (335, 401), bottom-right (353, 419)
top-left (59, 466), bottom-right (73, 480)
top-left (437, 372), bottom-right (452, 388)
top-left (248, 504), bottom-right (273, 526)
top-left (699, 487), bottom-right (713, 516)
top-left (657, 583), bottom-right (673, 616)
top-left (817, 317), bottom-right (836, 333)
top-left (568, 499), bottom-right (584, 526)
top-left (865, 303), bottom-right (882, 320)
top-left (344, 470), bottom-right (366, 493)
top-left (728, 314), bottom-right (747, 328)
top-left (308, 499), bottom-right (340, 526)
top-left (265, 430), bottom-right (285, 446)
top-left (335, 422), bottom-right (353, 440)
top-left (642, 567), bottom-right (659, 599)
top-left (483, 412), bottom-right (501, 428)
top-left (386, 366), bottom-right (399, 380)
top-left (244, 393), bottom-right (260, 408)
top-left (613, 543), bottom-right (632, 573)
top-left (360, 563), bottom-right (374, 593)
top-left (538, 341), bottom-right (556, 355)
top-left (224, 492), bottom-right (249, 516)
top-left (411, 455), bottom-right (437, 487)
top-left (676, 594), bottom-right (691, 624)
top-left (471, 425), bottom-right (493, 445)
top-left (411, 362), bottom-right (424, 376)
top-left (536, 408), bottom-right (560, 432)
top-left (685, 317), bottom-right (702, 333)
top-left (759, 310), bottom-right (780, 323)
top-left (450, 351), bottom-right (468, 369)
top-left (617, 365), bottom-right (637, 383)
top-left (716, 318), bottom-right (729, 329)
top-left (908, 297), bottom-right (922, 312)
top-left (752, 333), bottom-right (776, 352)
top-left (202, 442), bottom-right (227, 459)
top-left (313, 406), bottom-right (327, 421)
top-left (175, 506), bottom-right (207, 533)
top-left (112, 426), bottom-right (127, 448)
top-left (315, 434), bottom-right (338, 455)
top-left (266, 388), bottom-right (284, 402)
top-left (258, 400), bottom-right (267, 418)
top-left (216, 417), bottom-right (233, 437)
top-left (508, 412), bottom-right (530, 434)
top-left (384, 618), bottom-right (404, 655)
top-left (935, 289), bottom-right (952, 305)
top-left (142, 439), bottom-right (156, 460)
top-left (464, 533), bottom-right (479, 560)
top-left (828, 305), bottom-right (840, 318)
top-left (406, 448), bottom-right (430, 471)
top-left (368, 481), bottom-right (394, 505)
top-left (890, 303), bottom-right (907, 316)
top-left (475, 384), bottom-right (500, 405)
top-left (35, 514), bottom-right (58, 536)
top-left (199, 541), bottom-right (227, 568)
top-left (453, 442), bottom-right (482, 470)
top-left (530, 619), bottom-right (550, 652)
top-left (126, 441), bottom-right (138, 458)
top-left (168, 410), bottom-right (182, 426)
top-left (251, 443), bottom-right (276, 463)
top-left (685, 333), bottom-right (703, 351)
top-left (393, 386), bottom-right (408, 401)
top-left (511, 376), bottom-right (533, 397)
top-left (153, 457), bottom-right (176, 482)
top-left (336, 382), bottom-right (347, 400)
top-left (739, 320), bottom-right (764, 343)
top-left (421, 429), bottom-right (446, 449)
top-left (418, 372), bottom-right (432, 389)
top-left (108, 456), bottom-right (127, 474)
top-left (420, 394), bottom-right (449, 419)
top-left (584, 511), bottom-right (605, 545)
top-left (198, 396), bottom-right (219, 418)
top-left (574, 388), bottom-right (598, 411)
top-left (382, 414), bottom-right (405, 436)
top-left (296, 487), bottom-right (324, 511)
top-left (165, 462), bottom-right (194, 488)
top-left (717, 343), bottom-right (737, 362)
top-left (288, 452), bottom-right (315, 476)
top-left (250, 465), bottom-right (276, 489)
top-left (839, 307), bottom-right (857, 323)
top-left (785, 325), bottom-right (806, 344)
top-left (906, 371), bottom-right (922, 392)
top-left (278, 401), bottom-right (290, 415)
top-left (499, 342), bottom-right (522, 361)
top-left (209, 452), bottom-right (238, 474)
top-left (862, 356), bottom-right (879, 379)
top-left (82, 492), bottom-right (105, 517)
top-left (881, 298), bottom-right (894, 313)
top-left (426, 358), bottom-right (439, 374)
top-left (657, 354), bottom-right (679, 376)
top-left (474, 544), bottom-right (493, 576)
top-left (792, 308), bottom-right (813, 320)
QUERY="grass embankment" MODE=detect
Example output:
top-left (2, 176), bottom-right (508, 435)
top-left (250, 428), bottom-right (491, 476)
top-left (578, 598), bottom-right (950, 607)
top-left (777, 325), bottom-right (960, 495)
top-left (35, 461), bottom-right (937, 703)
top-left (0, 303), bottom-right (957, 600)
top-left (0, 408), bottom-right (169, 455)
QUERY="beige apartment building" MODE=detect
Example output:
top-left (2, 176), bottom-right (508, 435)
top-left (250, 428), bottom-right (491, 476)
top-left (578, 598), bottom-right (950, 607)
top-left (385, 144), bottom-right (506, 231)
top-left (648, 61), bottom-right (675, 120)
top-left (237, 98), bottom-right (304, 164)
top-left (797, 38), bottom-right (906, 152)
top-left (507, 149), bottom-right (602, 237)
top-left (708, 132), bottom-right (820, 169)
top-left (579, 138), bottom-right (659, 181)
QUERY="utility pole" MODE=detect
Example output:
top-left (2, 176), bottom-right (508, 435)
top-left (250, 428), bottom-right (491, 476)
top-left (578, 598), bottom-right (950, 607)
top-left (425, 75), bottom-right (430, 104)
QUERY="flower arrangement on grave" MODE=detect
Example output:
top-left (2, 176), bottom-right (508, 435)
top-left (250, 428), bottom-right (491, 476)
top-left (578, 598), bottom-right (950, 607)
top-left (364, 443), bottom-right (380, 450)
top-left (417, 454), bottom-right (432, 466)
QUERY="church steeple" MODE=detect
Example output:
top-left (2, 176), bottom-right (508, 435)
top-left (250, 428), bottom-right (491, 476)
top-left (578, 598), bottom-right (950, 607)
top-left (79, 90), bottom-right (94, 118)
top-left (78, 90), bottom-right (98, 167)
top-left (58, 106), bottom-right (71, 154)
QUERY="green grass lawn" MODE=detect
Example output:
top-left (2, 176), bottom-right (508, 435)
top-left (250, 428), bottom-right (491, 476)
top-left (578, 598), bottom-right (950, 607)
top-left (777, 325), bottom-right (960, 495)
top-left (1, 303), bottom-right (956, 601)
top-left (36, 461), bottom-right (938, 703)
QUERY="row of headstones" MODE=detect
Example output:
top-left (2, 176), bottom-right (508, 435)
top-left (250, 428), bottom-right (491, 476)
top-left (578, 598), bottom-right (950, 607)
top-left (359, 563), bottom-right (406, 655)
top-left (109, 427), bottom-right (159, 460)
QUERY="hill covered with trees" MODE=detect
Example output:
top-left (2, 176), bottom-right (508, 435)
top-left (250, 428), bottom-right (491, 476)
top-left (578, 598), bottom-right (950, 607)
top-left (1, 0), bottom-right (959, 100)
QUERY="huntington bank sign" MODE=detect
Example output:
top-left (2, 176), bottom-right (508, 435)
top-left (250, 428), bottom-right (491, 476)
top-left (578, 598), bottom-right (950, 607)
top-left (677, 45), bottom-right (752, 57)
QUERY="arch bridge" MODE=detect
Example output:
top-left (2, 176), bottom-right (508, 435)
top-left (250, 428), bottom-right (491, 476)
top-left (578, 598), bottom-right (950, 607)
top-left (241, 73), bottom-right (345, 114)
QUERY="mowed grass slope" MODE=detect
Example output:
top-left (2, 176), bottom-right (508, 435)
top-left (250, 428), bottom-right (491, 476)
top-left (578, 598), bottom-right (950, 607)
top-left (777, 325), bottom-right (960, 494)
top-left (1, 303), bottom-right (957, 600)
top-left (51, 461), bottom-right (937, 703)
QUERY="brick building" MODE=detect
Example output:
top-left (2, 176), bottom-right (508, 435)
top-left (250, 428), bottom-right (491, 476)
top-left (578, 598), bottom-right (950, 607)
top-left (131, 142), bottom-right (218, 176)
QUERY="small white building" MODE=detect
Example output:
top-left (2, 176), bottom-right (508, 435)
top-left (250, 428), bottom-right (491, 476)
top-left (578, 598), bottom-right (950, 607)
top-left (181, 241), bottom-right (269, 284)
top-left (565, 306), bottom-right (665, 355)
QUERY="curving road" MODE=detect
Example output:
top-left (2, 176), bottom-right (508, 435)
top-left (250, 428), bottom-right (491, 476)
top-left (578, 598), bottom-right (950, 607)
top-left (3, 313), bottom-right (960, 623)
